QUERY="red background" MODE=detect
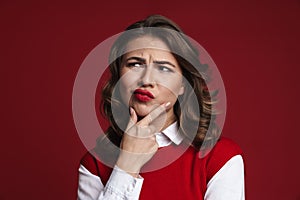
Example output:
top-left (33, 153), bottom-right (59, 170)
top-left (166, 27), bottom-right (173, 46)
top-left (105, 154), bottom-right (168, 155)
top-left (1, 0), bottom-right (299, 199)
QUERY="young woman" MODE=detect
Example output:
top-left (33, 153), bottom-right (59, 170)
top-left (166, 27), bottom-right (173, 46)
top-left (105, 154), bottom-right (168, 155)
top-left (77, 15), bottom-right (245, 200)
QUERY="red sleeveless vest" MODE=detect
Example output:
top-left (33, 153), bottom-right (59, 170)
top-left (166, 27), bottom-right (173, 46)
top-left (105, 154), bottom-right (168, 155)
top-left (80, 137), bottom-right (243, 200)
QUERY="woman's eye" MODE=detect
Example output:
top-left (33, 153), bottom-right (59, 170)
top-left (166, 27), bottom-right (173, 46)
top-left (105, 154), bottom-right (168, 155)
top-left (158, 65), bottom-right (173, 72)
top-left (127, 62), bottom-right (143, 68)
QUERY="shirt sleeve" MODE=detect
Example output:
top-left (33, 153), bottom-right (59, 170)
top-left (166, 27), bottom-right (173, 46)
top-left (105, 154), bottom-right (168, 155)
top-left (204, 155), bottom-right (245, 200)
top-left (77, 164), bottom-right (144, 200)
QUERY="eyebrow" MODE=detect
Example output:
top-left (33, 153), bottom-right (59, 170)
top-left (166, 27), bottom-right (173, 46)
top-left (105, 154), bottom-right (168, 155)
top-left (153, 61), bottom-right (176, 68)
top-left (126, 57), bottom-right (176, 68)
top-left (126, 57), bottom-right (146, 63)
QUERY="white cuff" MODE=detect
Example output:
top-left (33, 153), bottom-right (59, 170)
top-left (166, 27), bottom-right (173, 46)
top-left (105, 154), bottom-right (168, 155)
top-left (103, 165), bottom-right (144, 199)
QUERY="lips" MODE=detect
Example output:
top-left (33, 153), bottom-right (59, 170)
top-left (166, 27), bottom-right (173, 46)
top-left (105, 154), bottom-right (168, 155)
top-left (133, 89), bottom-right (154, 102)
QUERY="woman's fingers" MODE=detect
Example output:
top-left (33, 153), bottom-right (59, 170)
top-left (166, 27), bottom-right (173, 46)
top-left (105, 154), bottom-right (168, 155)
top-left (125, 102), bottom-right (170, 138)
top-left (118, 104), bottom-right (170, 173)
top-left (138, 102), bottom-right (171, 127)
top-left (134, 124), bottom-right (157, 138)
top-left (130, 107), bottom-right (138, 123)
top-left (125, 107), bottom-right (138, 132)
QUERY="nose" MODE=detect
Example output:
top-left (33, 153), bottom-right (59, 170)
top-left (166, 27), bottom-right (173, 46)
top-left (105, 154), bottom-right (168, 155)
top-left (139, 65), bottom-right (155, 87)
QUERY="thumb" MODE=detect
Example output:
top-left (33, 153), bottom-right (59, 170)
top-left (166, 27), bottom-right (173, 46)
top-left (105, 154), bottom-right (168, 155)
top-left (126, 107), bottom-right (137, 131)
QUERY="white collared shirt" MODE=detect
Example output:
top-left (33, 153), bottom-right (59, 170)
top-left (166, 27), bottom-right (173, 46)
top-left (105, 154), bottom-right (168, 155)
top-left (154, 122), bottom-right (183, 147)
top-left (77, 122), bottom-right (245, 200)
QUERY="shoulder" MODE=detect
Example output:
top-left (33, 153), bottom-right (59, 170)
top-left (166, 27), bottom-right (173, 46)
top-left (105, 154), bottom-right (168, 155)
top-left (205, 137), bottom-right (243, 180)
top-left (211, 137), bottom-right (243, 157)
top-left (80, 150), bottom-right (100, 177)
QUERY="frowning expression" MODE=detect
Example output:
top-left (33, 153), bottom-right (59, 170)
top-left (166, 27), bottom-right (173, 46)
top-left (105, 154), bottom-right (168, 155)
top-left (119, 36), bottom-right (184, 123)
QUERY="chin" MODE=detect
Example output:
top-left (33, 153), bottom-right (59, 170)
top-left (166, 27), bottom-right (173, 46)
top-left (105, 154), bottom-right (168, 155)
top-left (133, 104), bottom-right (153, 117)
top-left (135, 109), bottom-right (151, 118)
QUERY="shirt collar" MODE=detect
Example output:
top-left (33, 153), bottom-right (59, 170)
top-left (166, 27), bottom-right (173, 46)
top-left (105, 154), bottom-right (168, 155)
top-left (160, 121), bottom-right (184, 145)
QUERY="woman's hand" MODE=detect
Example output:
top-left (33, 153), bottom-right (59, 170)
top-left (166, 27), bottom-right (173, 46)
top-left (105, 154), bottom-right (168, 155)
top-left (116, 102), bottom-right (170, 177)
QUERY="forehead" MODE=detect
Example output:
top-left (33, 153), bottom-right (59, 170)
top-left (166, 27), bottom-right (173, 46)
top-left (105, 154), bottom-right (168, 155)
top-left (125, 36), bottom-right (170, 52)
top-left (123, 36), bottom-right (177, 62)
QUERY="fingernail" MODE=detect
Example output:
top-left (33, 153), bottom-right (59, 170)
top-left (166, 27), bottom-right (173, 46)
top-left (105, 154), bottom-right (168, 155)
top-left (164, 102), bottom-right (171, 107)
top-left (130, 107), bottom-right (134, 115)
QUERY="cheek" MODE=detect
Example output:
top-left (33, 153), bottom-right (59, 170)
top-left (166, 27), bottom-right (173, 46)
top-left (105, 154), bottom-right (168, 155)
top-left (119, 69), bottom-right (140, 87)
top-left (119, 79), bottom-right (131, 104)
top-left (159, 77), bottom-right (184, 96)
top-left (119, 71), bottom-right (139, 105)
top-left (158, 85), bottom-right (182, 106)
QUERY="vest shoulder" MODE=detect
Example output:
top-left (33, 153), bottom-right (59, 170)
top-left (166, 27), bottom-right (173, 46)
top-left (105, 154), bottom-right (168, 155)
top-left (205, 137), bottom-right (243, 180)
top-left (80, 150), bottom-right (99, 176)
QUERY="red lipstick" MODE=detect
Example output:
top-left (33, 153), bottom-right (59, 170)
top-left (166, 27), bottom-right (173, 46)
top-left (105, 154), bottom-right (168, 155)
top-left (134, 89), bottom-right (154, 102)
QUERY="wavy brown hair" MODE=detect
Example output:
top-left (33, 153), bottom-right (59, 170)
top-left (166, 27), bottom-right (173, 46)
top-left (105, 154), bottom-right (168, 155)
top-left (96, 15), bottom-right (220, 153)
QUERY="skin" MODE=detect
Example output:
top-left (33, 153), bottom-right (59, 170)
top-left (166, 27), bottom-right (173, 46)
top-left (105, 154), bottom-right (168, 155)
top-left (116, 36), bottom-right (185, 176)
top-left (119, 36), bottom-right (184, 127)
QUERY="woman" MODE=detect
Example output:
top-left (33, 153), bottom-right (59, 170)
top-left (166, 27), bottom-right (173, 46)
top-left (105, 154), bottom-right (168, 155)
top-left (78, 15), bottom-right (245, 200)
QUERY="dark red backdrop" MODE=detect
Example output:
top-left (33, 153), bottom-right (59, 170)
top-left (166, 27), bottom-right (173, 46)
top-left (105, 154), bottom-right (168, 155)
top-left (1, 1), bottom-right (299, 199)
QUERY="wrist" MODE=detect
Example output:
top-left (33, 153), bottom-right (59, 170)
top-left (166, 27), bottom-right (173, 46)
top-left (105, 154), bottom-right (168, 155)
top-left (115, 162), bottom-right (140, 177)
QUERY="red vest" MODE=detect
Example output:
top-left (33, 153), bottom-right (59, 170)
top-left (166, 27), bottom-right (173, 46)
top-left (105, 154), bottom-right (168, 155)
top-left (80, 137), bottom-right (243, 200)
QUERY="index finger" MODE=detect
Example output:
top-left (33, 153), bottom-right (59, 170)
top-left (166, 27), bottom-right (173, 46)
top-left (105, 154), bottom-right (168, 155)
top-left (138, 102), bottom-right (171, 127)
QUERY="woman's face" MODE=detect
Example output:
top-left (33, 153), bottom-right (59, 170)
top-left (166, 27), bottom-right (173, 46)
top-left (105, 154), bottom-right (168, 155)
top-left (119, 36), bottom-right (184, 125)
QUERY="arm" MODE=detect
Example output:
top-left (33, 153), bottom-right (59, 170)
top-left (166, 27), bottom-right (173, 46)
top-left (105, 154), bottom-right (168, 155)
top-left (78, 103), bottom-right (170, 200)
top-left (204, 155), bottom-right (245, 200)
top-left (77, 164), bottom-right (143, 200)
